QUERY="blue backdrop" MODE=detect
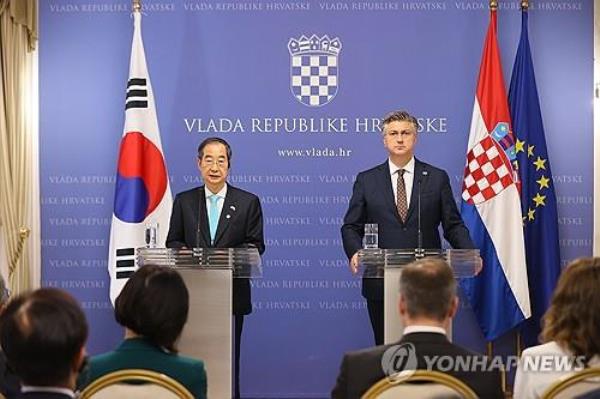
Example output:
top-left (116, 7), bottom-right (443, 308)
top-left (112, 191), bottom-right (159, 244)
top-left (40, 0), bottom-right (592, 397)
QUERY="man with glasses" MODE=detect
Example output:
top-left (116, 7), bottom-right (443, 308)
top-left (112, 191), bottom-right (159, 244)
top-left (166, 137), bottom-right (265, 399)
top-left (341, 110), bottom-right (475, 345)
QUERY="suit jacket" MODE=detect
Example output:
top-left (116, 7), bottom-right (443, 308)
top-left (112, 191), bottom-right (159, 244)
top-left (331, 332), bottom-right (503, 399)
top-left (17, 393), bottom-right (73, 399)
top-left (514, 341), bottom-right (600, 399)
top-left (0, 350), bottom-right (21, 399)
top-left (576, 388), bottom-right (600, 399)
top-left (341, 159), bottom-right (475, 300)
top-left (78, 337), bottom-right (207, 399)
top-left (166, 184), bottom-right (265, 315)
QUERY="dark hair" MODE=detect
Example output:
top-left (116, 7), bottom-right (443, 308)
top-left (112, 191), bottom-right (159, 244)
top-left (542, 257), bottom-right (600, 362)
top-left (197, 137), bottom-right (232, 166)
top-left (399, 258), bottom-right (456, 321)
top-left (382, 110), bottom-right (419, 133)
top-left (0, 288), bottom-right (88, 386)
top-left (115, 265), bottom-right (189, 353)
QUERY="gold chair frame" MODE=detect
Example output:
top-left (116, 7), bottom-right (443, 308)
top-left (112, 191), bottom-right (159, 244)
top-left (541, 367), bottom-right (600, 399)
top-left (362, 369), bottom-right (478, 399)
top-left (79, 368), bottom-right (194, 399)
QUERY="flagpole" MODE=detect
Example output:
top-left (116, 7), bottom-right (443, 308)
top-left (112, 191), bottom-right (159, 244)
top-left (515, 0), bottom-right (528, 359)
top-left (486, 0), bottom-right (496, 364)
top-left (133, 0), bottom-right (141, 12)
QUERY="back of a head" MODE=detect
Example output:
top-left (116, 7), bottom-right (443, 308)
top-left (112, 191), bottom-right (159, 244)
top-left (0, 288), bottom-right (88, 386)
top-left (115, 265), bottom-right (189, 352)
top-left (400, 258), bottom-right (456, 322)
top-left (542, 257), bottom-right (600, 360)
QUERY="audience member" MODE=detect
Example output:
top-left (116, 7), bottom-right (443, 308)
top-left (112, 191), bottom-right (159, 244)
top-left (0, 275), bottom-right (19, 399)
top-left (331, 258), bottom-right (503, 398)
top-left (514, 257), bottom-right (600, 399)
top-left (78, 265), bottom-right (207, 399)
top-left (0, 288), bottom-right (88, 399)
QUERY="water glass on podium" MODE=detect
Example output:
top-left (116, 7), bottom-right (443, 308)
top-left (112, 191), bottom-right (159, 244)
top-left (363, 223), bottom-right (378, 249)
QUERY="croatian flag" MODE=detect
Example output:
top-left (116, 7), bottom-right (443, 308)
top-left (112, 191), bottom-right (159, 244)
top-left (108, 10), bottom-right (172, 303)
top-left (460, 9), bottom-right (531, 340)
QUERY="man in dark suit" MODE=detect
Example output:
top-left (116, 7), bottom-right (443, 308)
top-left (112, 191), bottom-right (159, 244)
top-left (166, 137), bottom-right (265, 399)
top-left (341, 110), bottom-right (475, 345)
top-left (0, 288), bottom-right (89, 399)
top-left (331, 258), bottom-right (503, 399)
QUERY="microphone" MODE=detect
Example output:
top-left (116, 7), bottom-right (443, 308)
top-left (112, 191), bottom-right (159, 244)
top-left (196, 189), bottom-right (202, 249)
top-left (417, 170), bottom-right (428, 257)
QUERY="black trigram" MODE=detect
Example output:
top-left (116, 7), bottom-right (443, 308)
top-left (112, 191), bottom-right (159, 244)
top-left (125, 78), bottom-right (148, 110)
top-left (115, 247), bottom-right (137, 279)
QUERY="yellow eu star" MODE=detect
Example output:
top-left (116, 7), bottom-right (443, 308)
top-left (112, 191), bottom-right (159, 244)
top-left (527, 207), bottom-right (535, 221)
top-left (515, 139), bottom-right (525, 154)
top-left (533, 156), bottom-right (547, 171)
top-left (527, 144), bottom-right (535, 157)
top-left (536, 175), bottom-right (550, 189)
top-left (533, 192), bottom-right (546, 207)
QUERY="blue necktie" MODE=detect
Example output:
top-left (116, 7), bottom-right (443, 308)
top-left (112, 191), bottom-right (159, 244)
top-left (208, 194), bottom-right (220, 244)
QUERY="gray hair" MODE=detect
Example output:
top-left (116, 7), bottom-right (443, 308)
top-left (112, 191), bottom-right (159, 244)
top-left (381, 110), bottom-right (419, 135)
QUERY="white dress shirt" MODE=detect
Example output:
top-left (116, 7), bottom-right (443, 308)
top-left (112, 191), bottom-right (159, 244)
top-left (389, 157), bottom-right (415, 210)
top-left (21, 385), bottom-right (76, 398)
top-left (403, 325), bottom-right (447, 336)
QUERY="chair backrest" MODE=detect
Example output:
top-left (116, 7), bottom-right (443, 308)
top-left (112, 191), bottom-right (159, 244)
top-left (78, 369), bottom-right (194, 399)
top-left (362, 370), bottom-right (478, 399)
top-left (541, 367), bottom-right (600, 399)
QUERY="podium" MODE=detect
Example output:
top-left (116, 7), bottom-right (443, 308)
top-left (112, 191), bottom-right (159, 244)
top-left (358, 249), bottom-right (480, 344)
top-left (137, 247), bottom-right (262, 399)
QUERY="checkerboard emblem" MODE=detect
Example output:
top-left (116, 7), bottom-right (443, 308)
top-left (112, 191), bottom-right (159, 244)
top-left (462, 123), bottom-right (517, 205)
top-left (288, 35), bottom-right (342, 107)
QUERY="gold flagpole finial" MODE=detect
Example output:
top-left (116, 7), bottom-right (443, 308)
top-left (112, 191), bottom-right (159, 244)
top-left (132, 0), bottom-right (142, 12)
top-left (521, 0), bottom-right (529, 10)
top-left (489, 0), bottom-right (498, 10)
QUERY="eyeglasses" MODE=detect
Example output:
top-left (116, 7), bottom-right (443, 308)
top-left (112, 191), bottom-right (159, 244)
top-left (200, 157), bottom-right (227, 167)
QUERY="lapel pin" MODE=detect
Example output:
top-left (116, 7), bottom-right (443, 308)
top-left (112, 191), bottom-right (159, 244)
top-left (226, 214), bottom-right (231, 219)
top-left (230, 205), bottom-right (236, 211)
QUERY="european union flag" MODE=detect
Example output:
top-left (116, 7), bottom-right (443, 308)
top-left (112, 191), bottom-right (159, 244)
top-left (508, 9), bottom-right (561, 348)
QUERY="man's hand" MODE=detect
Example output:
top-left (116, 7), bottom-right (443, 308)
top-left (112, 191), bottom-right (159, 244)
top-left (475, 256), bottom-right (483, 275)
top-left (349, 252), bottom-right (359, 275)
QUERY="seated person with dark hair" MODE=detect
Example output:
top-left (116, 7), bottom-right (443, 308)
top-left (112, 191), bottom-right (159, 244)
top-left (0, 288), bottom-right (88, 399)
top-left (0, 274), bottom-right (20, 399)
top-left (332, 258), bottom-right (503, 399)
top-left (78, 265), bottom-right (207, 399)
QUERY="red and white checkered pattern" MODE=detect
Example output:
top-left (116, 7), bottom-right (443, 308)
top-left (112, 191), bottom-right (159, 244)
top-left (462, 136), bottom-right (514, 205)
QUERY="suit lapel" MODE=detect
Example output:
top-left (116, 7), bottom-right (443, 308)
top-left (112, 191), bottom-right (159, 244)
top-left (406, 159), bottom-right (429, 222)
top-left (214, 186), bottom-right (236, 246)
top-left (377, 161), bottom-right (402, 222)
top-left (197, 187), bottom-right (211, 247)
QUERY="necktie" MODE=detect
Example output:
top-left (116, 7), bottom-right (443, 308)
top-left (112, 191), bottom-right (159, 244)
top-left (208, 194), bottom-right (220, 244)
top-left (396, 169), bottom-right (408, 223)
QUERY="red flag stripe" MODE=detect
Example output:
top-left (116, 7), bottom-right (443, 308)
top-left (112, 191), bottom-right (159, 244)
top-left (475, 11), bottom-right (512, 135)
